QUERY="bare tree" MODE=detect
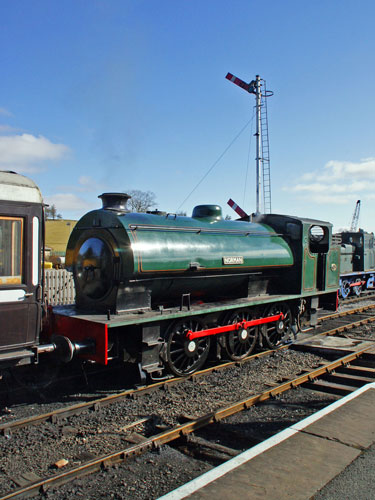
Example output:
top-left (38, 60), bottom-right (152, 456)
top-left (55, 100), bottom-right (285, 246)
top-left (127, 190), bottom-right (157, 213)
top-left (45, 204), bottom-right (62, 220)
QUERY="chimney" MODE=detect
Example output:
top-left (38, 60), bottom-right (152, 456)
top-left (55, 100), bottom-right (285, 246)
top-left (98, 192), bottom-right (131, 212)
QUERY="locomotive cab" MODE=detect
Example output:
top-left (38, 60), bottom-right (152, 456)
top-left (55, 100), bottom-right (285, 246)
top-left (252, 214), bottom-right (339, 312)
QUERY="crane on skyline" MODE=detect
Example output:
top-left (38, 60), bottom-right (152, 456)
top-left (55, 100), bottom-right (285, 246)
top-left (350, 200), bottom-right (361, 232)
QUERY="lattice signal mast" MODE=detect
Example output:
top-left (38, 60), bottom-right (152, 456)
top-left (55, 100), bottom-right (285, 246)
top-left (226, 73), bottom-right (273, 215)
top-left (350, 200), bottom-right (361, 232)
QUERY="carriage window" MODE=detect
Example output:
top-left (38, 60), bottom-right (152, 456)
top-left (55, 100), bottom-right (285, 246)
top-left (0, 217), bottom-right (23, 285)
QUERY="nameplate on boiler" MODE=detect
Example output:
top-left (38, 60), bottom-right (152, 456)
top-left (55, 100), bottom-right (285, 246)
top-left (223, 256), bottom-right (244, 265)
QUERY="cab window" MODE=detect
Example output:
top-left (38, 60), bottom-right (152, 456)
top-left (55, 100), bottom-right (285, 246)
top-left (0, 217), bottom-right (23, 285)
top-left (309, 225), bottom-right (329, 254)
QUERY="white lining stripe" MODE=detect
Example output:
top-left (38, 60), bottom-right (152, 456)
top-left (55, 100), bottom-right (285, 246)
top-left (32, 217), bottom-right (39, 286)
top-left (158, 382), bottom-right (375, 500)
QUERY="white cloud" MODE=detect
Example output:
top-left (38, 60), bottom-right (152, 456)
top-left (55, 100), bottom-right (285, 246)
top-left (290, 181), bottom-right (375, 194)
top-left (56, 175), bottom-right (106, 194)
top-left (285, 157), bottom-right (375, 205)
top-left (44, 193), bottom-right (93, 212)
top-left (318, 158), bottom-right (375, 181)
top-left (0, 108), bottom-right (12, 117)
top-left (77, 175), bottom-right (103, 192)
top-left (0, 133), bottom-right (69, 172)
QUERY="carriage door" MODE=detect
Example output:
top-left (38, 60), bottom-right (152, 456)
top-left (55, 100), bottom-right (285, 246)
top-left (0, 206), bottom-right (41, 352)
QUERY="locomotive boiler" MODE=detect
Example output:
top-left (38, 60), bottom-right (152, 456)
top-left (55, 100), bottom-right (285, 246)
top-left (65, 193), bottom-right (295, 314)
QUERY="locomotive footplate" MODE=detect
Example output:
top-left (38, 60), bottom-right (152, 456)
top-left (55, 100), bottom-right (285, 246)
top-left (50, 289), bottom-right (337, 370)
top-left (52, 290), bottom-right (336, 329)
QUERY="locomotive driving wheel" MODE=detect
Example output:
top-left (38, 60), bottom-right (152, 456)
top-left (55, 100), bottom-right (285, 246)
top-left (340, 280), bottom-right (351, 299)
top-left (165, 318), bottom-right (210, 377)
top-left (261, 302), bottom-right (294, 349)
top-left (224, 309), bottom-right (258, 361)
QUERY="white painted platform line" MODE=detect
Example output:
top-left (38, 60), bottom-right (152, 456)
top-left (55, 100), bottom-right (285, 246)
top-left (157, 382), bottom-right (375, 500)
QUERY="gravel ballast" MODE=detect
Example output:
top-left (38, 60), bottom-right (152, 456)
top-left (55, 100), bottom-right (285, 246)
top-left (0, 349), bottom-right (330, 497)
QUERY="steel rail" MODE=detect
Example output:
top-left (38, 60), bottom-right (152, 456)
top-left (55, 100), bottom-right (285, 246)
top-left (322, 314), bottom-right (375, 336)
top-left (2, 345), bottom-right (374, 500)
top-left (1, 304), bottom-right (374, 436)
top-left (0, 348), bottom-right (283, 436)
top-left (320, 302), bottom-right (375, 321)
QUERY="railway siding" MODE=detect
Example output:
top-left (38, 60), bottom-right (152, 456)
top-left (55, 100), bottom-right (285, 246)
top-left (1, 344), bottom-right (375, 499)
top-left (2, 304), bottom-right (375, 498)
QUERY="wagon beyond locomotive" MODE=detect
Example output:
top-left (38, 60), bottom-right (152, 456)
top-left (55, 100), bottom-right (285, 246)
top-left (336, 230), bottom-right (375, 298)
top-left (0, 172), bottom-right (340, 379)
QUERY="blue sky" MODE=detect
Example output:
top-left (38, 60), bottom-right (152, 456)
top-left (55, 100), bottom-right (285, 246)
top-left (1, 0), bottom-right (375, 231)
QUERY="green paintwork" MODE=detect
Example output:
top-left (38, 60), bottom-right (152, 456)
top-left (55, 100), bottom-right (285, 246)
top-left (54, 287), bottom-right (337, 329)
top-left (340, 244), bottom-right (354, 274)
top-left (126, 213), bottom-right (294, 274)
top-left (300, 220), bottom-right (340, 293)
top-left (302, 224), bottom-right (317, 292)
top-left (339, 230), bottom-right (375, 273)
top-left (68, 209), bottom-right (294, 277)
top-left (364, 232), bottom-right (375, 270)
top-left (326, 246), bottom-right (340, 288)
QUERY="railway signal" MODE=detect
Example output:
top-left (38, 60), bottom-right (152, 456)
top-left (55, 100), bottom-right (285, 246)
top-left (226, 72), bottom-right (273, 215)
top-left (225, 73), bottom-right (256, 94)
top-left (227, 198), bottom-right (248, 219)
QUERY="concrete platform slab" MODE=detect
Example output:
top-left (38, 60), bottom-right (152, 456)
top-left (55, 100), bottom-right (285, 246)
top-left (186, 432), bottom-right (359, 500)
top-left (299, 388), bottom-right (375, 449)
top-left (159, 383), bottom-right (375, 500)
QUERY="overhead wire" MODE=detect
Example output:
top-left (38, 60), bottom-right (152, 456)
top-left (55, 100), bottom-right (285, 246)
top-left (177, 115), bottom-right (255, 212)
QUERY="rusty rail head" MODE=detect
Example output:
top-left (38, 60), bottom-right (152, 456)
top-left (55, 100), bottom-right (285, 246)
top-left (2, 345), bottom-right (374, 500)
top-left (2, 302), bottom-right (375, 437)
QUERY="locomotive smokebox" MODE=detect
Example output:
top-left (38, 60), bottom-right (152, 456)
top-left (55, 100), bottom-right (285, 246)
top-left (99, 192), bottom-right (131, 212)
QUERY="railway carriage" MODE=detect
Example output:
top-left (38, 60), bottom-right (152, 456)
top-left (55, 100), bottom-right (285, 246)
top-left (0, 171), bottom-right (44, 369)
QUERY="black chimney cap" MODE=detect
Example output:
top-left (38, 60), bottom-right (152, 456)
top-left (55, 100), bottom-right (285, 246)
top-left (98, 192), bottom-right (131, 212)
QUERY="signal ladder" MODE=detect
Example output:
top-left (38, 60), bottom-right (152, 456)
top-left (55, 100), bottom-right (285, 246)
top-left (260, 79), bottom-right (271, 214)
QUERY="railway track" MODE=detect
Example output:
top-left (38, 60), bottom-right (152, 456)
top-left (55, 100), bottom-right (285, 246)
top-left (2, 301), bottom-right (375, 436)
top-left (1, 344), bottom-right (375, 499)
top-left (339, 290), bottom-right (375, 306)
top-left (1, 303), bottom-right (375, 499)
top-left (315, 302), bottom-right (375, 335)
